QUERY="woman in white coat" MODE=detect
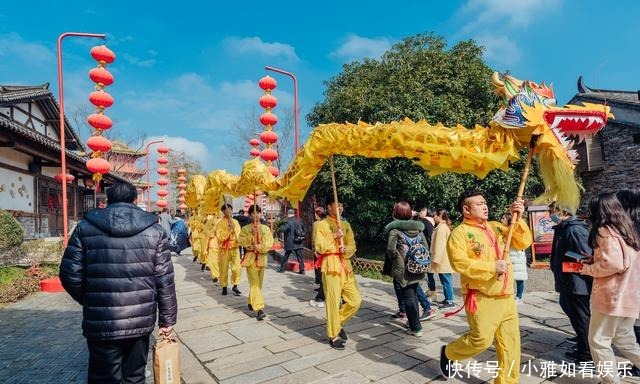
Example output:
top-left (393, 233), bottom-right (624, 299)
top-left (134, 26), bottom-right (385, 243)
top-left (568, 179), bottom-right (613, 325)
top-left (501, 212), bottom-right (528, 303)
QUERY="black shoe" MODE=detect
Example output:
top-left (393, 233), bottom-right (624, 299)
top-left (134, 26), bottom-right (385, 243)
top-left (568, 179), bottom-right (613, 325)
top-left (222, 287), bottom-right (228, 296)
top-left (257, 310), bottom-right (266, 321)
top-left (232, 286), bottom-right (242, 296)
top-left (329, 338), bottom-right (345, 350)
top-left (176, 251), bottom-right (181, 256)
top-left (438, 301), bottom-right (457, 309)
top-left (212, 277), bottom-right (218, 283)
top-left (565, 350), bottom-right (592, 362)
top-left (565, 336), bottom-right (578, 344)
top-left (248, 303), bottom-right (253, 311)
top-left (439, 345), bottom-right (451, 379)
top-left (277, 268), bottom-right (285, 273)
top-left (201, 264), bottom-right (205, 271)
top-left (298, 270), bottom-right (305, 275)
top-left (193, 256), bottom-right (197, 262)
top-left (314, 287), bottom-right (321, 292)
top-left (338, 328), bottom-right (348, 341)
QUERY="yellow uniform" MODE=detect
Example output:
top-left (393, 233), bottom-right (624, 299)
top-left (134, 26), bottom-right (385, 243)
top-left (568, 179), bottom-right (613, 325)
top-left (445, 219), bottom-right (532, 384)
top-left (203, 215), bottom-right (220, 279)
top-left (314, 217), bottom-right (361, 339)
top-left (189, 215), bottom-right (203, 261)
top-left (197, 216), bottom-right (210, 264)
top-left (238, 222), bottom-right (274, 313)
top-left (216, 217), bottom-right (241, 288)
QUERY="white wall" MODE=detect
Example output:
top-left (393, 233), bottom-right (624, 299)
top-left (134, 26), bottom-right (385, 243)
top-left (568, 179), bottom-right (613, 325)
top-left (0, 168), bottom-right (34, 213)
top-left (0, 148), bottom-right (31, 170)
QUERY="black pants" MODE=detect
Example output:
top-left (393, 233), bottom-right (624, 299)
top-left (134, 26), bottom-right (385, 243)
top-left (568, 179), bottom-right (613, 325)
top-left (280, 249), bottom-right (304, 272)
top-left (402, 283), bottom-right (421, 332)
top-left (559, 292), bottom-right (591, 357)
top-left (87, 335), bottom-right (150, 384)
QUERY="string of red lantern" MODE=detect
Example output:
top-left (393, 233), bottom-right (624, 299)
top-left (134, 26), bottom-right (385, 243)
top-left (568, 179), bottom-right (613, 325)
top-left (86, 45), bottom-right (116, 185)
top-left (258, 76), bottom-right (279, 177)
top-left (156, 145), bottom-right (170, 209)
top-left (177, 168), bottom-right (187, 212)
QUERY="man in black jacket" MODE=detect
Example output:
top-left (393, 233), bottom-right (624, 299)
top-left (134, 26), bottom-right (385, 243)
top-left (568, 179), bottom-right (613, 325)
top-left (277, 209), bottom-right (305, 274)
top-left (549, 203), bottom-right (593, 363)
top-left (60, 182), bottom-right (177, 383)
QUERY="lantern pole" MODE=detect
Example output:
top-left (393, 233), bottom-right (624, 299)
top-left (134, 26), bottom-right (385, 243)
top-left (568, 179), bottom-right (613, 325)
top-left (144, 140), bottom-right (164, 212)
top-left (58, 32), bottom-right (105, 247)
top-left (264, 66), bottom-right (299, 218)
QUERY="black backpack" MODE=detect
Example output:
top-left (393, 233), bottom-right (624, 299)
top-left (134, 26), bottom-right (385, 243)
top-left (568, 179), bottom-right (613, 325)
top-left (293, 224), bottom-right (305, 243)
top-left (398, 232), bottom-right (430, 273)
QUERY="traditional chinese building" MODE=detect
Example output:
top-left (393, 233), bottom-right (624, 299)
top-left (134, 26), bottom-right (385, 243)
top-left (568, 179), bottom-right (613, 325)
top-left (0, 83), bottom-right (125, 238)
top-left (105, 141), bottom-right (151, 207)
top-left (568, 77), bottom-right (640, 208)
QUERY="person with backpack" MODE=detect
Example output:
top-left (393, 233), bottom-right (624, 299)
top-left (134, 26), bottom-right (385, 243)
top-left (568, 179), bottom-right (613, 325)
top-left (277, 209), bottom-right (306, 274)
top-left (439, 190), bottom-right (531, 383)
top-left (386, 202), bottom-right (432, 337)
top-left (169, 211), bottom-right (190, 255)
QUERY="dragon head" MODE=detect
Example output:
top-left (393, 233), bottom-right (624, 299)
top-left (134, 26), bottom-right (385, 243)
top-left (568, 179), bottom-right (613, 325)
top-left (491, 72), bottom-right (612, 162)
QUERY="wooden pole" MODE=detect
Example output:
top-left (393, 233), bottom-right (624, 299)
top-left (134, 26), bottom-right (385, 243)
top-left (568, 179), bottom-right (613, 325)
top-left (328, 156), bottom-right (343, 250)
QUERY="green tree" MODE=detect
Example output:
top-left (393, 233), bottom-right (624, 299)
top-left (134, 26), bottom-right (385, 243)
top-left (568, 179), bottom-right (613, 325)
top-left (307, 33), bottom-right (542, 243)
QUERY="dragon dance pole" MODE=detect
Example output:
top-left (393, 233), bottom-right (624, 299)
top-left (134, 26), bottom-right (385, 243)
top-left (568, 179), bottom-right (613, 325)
top-left (328, 155), bottom-right (343, 250)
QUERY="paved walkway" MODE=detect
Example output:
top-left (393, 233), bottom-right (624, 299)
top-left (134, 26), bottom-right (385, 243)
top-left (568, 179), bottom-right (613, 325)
top-left (0, 249), bottom-right (637, 383)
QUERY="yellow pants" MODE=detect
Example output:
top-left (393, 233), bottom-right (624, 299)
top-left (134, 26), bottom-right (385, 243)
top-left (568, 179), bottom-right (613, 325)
top-left (446, 293), bottom-right (520, 384)
top-left (323, 271), bottom-right (361, 339)
top-left (218, 247), bottom-right (241, 287)
top-left (197, 238), bottom-right (208, 264)
top-left (206, 242), bottom-right (219, 279)
top-left (246, 264), bottom-right (265, 312)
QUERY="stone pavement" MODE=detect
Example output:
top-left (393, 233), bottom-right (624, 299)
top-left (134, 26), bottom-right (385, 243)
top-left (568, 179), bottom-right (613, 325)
top-left (0, 249), bottom-right (637, 384)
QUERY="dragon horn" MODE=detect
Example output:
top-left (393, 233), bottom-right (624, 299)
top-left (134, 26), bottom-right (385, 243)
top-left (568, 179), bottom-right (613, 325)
top-left (491, 72), bottom-right (504, 87)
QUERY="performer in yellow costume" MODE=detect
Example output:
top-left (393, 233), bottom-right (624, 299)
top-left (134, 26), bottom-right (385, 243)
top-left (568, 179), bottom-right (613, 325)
top-left (440, 190), bottom-right (532, 383)
top-left (238, 205), bottom-right (274, 321)
top-left (189, 214), bottom-right (204, 264)
top-left (215, 203), bottom-right (242, 296)
top-left (314, 196), bottom-right (361, 350)
top-left (203, 213), bottom-right (220, 282)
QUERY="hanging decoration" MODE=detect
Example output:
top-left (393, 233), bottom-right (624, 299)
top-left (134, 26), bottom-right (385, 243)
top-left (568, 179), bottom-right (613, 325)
top-left (258, 76), bottom-right (279, 177)
top-left (54, 172), bottom-right (75, 184)
top-left (249, 138), bottom-right (260, 158)
top-left (156, 145), bottom-right (170, 208)
top-left (177, 168), bottom-right (188, 212)
top-left (86, 45), bottom-right (116, 185)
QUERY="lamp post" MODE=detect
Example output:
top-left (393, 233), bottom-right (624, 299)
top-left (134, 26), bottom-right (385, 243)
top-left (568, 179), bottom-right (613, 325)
top-left (145, 140), bottom-right (164, 211)
top-left (58, 32), bottom-right (106, 247)
top-left (264, 66), bottom-right (299, 217)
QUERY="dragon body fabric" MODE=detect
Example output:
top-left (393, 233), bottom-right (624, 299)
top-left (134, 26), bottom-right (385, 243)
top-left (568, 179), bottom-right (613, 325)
top-left (200, 73), bottom-right (612, 214)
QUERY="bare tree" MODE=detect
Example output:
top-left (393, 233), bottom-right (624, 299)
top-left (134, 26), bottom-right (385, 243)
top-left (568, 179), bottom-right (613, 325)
top-left (225, 106), bottom-right (296, 173)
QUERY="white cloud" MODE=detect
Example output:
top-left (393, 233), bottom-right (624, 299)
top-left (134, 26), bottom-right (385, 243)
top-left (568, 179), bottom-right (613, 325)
top-left (460, 0), bottom-right (562, 33)
top-left (222, 37), bottom-right (299, 61)
top-left (145, 135), bottom-right (208, 160)
top-left (475, 33), bottom-right (522, 66)
top-left (0, 33), bottom-right (55, 66)
top-left (330, 34), bottom-right (392, 62)
top-left (122, 53), bottom-right (156, 68)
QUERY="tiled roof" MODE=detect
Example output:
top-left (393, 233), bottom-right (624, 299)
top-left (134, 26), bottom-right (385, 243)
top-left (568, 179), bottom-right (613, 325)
top-left (576, 76), bottom-right (640, 104)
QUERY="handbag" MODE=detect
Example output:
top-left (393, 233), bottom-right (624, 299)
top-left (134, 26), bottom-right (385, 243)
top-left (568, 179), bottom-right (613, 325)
top-left (153, 334), bottom-right (181, 384)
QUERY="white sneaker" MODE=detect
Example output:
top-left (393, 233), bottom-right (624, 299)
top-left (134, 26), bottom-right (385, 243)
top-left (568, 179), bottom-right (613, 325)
top-left (309, 300), bottom-right (325, 308)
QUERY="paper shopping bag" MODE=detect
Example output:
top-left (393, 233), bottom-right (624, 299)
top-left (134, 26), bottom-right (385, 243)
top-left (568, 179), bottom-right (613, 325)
top-left (153, 335), bottom-right (180, 384)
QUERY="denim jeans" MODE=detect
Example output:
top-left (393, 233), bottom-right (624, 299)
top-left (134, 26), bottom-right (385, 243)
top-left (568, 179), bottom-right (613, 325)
top-left (427, 272), bottom-right (436, 291)
top-left (402, 283), bottom-right (421, 332)
top-left (394, 279), bottom-right (431, 312)
top-left (439, 273), bottom-right (454, 302)
top-left (515, 280), bottom-right (525, 299)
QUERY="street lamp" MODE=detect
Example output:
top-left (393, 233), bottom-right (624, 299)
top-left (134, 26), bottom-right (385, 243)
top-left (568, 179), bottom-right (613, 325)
top-left (58, 32), bottom-right (106, 247)
top-left (264, 66), bottom-right (299, 217)
top-left (145, 140), bottom-right (164, 211)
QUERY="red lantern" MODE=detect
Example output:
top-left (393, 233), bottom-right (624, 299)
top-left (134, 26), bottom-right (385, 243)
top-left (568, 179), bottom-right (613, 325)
top-left (86, 158), bottom-right (111, 174)
top-left (91, 45), bottom-right (116, 64)
top-left (258, 76), bottom-right (277, 91)
top-left (157, 189), bottom-right (169, 197)
top-left (260, 148), bottom-right (278, 162)
top-left (89, 67), bottom-right (114, 86)
top-left (249, 138), bottom-right (260, 147)
top-left (260, 130), bottom-right (278, 145)
top-left (87, 113), bottom-right (113, 130)
top-left (250, 148), bottom-right (261, 157)
top-left (157, 167), bottom-right (169, 176)
top-left (178, 196), bottom-right (186, 203)
top-left (157, 157), bottom-right (168, 165)
top-left (157, 145), bottom-right (170, 154)
top-left (89, 91), bottom-right (114, 108)
top-left (157, 178), bottom-right (169, 186)
top-left (178, 183), bottom-right (187, 189)
top-left (259, 112), bottom-right (278, 127)
top-left (54, 174), bottom-right (75, 183)
top-left (259, 94), bottom-right (278, 109)
top-left (156, 200), bottom-right (168, 208)
top-left (268, 166), bottom-right (279, 177)
top-left (178, 190), bottom-right (187, 196)
top-left (178, 168), bottom-right (186, 174)
top-left (178, 176), bottom-right (186, 182)
top-left (87, 136), bottom-right (112, 153)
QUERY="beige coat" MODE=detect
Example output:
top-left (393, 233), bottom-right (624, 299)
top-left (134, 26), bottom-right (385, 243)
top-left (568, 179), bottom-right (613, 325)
top-left (429, 222), bottom-right (454, 273)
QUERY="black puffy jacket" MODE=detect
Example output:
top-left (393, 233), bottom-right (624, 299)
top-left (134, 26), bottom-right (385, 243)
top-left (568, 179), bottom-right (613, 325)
top-left (60, 203), bottom-right (177, 340)
top-left (550, 217), bottom-right (593, 295)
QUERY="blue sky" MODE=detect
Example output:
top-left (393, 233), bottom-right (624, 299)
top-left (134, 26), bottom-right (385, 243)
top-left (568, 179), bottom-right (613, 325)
top-left (1, 0), bottom-right (638, 173)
